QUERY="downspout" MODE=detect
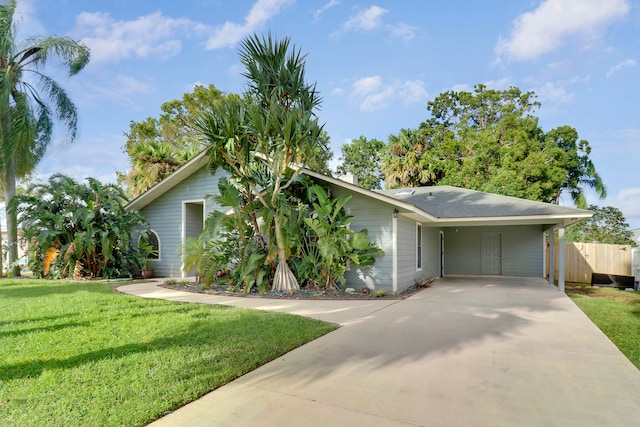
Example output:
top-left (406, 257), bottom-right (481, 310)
top-left (392, 209), bottom-right (398, 292)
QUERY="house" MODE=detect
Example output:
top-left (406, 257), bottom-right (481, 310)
top-left (125, 151), bottom-right (591, 292)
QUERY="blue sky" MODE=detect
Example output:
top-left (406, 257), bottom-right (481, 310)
top-left (12, 0), bottom-right (640, 227)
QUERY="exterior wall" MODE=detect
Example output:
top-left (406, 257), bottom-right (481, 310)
top-left (396, 222), bottom-right (441, 291)
top-left (423, 226), bottom-right (441, 279)
top-left (443, 225), bottom-right (544, 277)
top-left (396, 217), bottom-right (418, 291)
top-left (140, 167), bottom-right (228, 277)
top-left (333, 188), bottom-right (394, 291)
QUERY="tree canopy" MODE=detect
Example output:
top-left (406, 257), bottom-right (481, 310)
top-left (119, 84), bottom-right (233, 198)
top-left (381, 84), bottom-right (606, 207)
top-left (0, 0), bottom-right (90, 276)
top-left (336, 136), bottom-right (385, 190)
top-left (566, 205), bottom-right (637, 246)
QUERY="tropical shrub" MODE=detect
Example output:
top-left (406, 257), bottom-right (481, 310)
top-left (191, 176), bottom-right (384, 292)
top-left (295, 185), bottom-right (384, 289)
top-left (15, 174), bottom-right (148, 279)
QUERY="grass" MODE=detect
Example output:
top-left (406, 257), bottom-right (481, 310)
top-left (566, 282), bottom-right (640, 369)
top-left (0, 279), bottom-right (336, 427)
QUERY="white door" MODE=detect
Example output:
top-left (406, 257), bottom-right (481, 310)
top-left (481, 232), bottom-right (502, 275)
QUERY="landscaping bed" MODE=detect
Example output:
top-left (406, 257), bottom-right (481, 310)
top-left (160, 279), bottom-right (427, 300)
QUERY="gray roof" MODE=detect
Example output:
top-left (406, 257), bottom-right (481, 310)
top-left (378, 186), bottom-right (590, 219)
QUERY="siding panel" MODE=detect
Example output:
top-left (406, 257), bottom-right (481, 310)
top-left (443, 225), bottom-right (543, 277)
top-left (333, 188), bottom-right (394, 291)
top-left (140, 167), bottom-right (228, 277)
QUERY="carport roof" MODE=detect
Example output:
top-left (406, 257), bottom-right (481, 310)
top-left (377, 186), bottom-right (590, 219)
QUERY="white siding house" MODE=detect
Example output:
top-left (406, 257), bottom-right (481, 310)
top-left (126, 151), bottom-right (592, 292)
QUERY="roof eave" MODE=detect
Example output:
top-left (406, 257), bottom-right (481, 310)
top-left (425, 212), bottom-right (593, 227)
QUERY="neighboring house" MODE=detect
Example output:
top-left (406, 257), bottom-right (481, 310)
top-left (126, 151), bottom-right (591, 292)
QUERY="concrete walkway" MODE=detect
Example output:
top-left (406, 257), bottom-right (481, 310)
top-left (118, 277), bottom-right (640, 426)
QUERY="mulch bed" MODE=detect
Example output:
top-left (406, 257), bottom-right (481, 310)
top-left (159, 281), bottom-right (426, 300)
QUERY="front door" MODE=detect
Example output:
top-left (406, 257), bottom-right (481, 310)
top-left (481, 232), bottom-right (502, 275)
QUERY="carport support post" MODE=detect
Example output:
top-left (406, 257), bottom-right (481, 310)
top-left (558, 225), bottom-right (565, 293)
top-left (548, 229), bottom-right (555, 287)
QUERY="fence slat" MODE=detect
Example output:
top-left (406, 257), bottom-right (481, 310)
top-left (546, 242), bottom-right (632, 282)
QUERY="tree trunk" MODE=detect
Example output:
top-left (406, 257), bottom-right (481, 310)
top-left (4, 156), bottom-right (20, 277)
top-left (0, 217), bottom-right (4, 278)
top-left (271, 216), bottom-right (299, 294)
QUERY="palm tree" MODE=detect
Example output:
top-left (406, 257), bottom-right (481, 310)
top-left (125, 139), bottom-right (195, 198)
top-left (382, 128), bottom-right (432, 188)
top-left (0, 0), bottom-right (89, 276)
top-left (197, 33), bottom-right (323, 293)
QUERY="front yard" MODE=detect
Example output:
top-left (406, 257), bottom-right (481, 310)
top-left (566, 282), bottom-right (640, 369)
top-left (0, 279), bottom-right (336, 427)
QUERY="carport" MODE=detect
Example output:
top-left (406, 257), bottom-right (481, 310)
top-left (383, 186), bottom-right (592, 291)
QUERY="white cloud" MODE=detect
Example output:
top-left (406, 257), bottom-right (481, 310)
top-left (71, 11), bottom-right (208, 64)
top-left (390, 22), bottom-right (419, 41)
top-left (37, 134), bottom-right (129, 185)
top-left (353, 75), bottom-right (382, 95)
top-left (611, 187), bottom-right (640, 226)
top-left (606, 59), bottom-right (637, 78)
top-left (13, 0), bottom-right (46, 38)
top-left (81, 74), bottom-right (152, 108)
top-left (350, 76), bottom-right (428, 111)
top-left (496, 0), bottom-right (630, 61)
top-left (536, 81), bottom-right (575, 105)
top-left (314, 0), bottom-right (340, 19)
top-left (331, 87), bottom-right (345, 96)
top-left (344, 5), bottom-right (388, 32)
top-left (482, 77), bottom-right (512, 91)
top-left (398, 80), bottom-right (428, 104)
top-left (450, 83), bottom-right (471, 92)
top-left (206, 0), bottom-right (295, 49)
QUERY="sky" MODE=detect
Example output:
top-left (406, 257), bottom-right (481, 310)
top-left (10, 0), bottom-right (640, 228)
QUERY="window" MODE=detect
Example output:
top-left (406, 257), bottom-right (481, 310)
top-left (416, 224), bottom-right (422, 270)
top-left (139, 231), bottom-right (160, 260)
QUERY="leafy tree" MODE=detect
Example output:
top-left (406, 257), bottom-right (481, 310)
top-left (119, 84), bottom-right (233, 197)
top-left (0, 0), bottom-right (90, 276)
top-left (15, 174), bottom-right (148, 278)
top-left (197, 33), bottom-right (325, 293)
top-left (566, 205), bottom-right (637, 246)
top-left (306, 130), bottom-right (333, 175)
top-left (382, 84), bottom-right (606, 207)
top-left (336, 136), bottom-right (385, 189)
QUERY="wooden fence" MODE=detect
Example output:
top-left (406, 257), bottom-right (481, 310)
top-left (546, 242), bottom-right (633, 283)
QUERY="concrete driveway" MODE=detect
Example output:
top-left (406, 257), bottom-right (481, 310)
top-left (119, 276), bottom-right (640, 426)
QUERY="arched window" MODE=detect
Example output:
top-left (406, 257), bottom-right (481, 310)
top-left (139, 231), bottom-right (160, 260)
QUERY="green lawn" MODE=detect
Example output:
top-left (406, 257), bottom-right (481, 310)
top-left (0, 279), bottom-right (336, 427)
top-left (566, 282), bottom-right (640, 369)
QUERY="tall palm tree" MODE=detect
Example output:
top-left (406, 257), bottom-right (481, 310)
top-left (125, 139), bottom-right (195, 198)
top-left (0, 0), bottom-right (89, 276)
top-left (197, 33), bottom-right (323, 293)
top-left (383, 128), bottom-right (432, 188)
